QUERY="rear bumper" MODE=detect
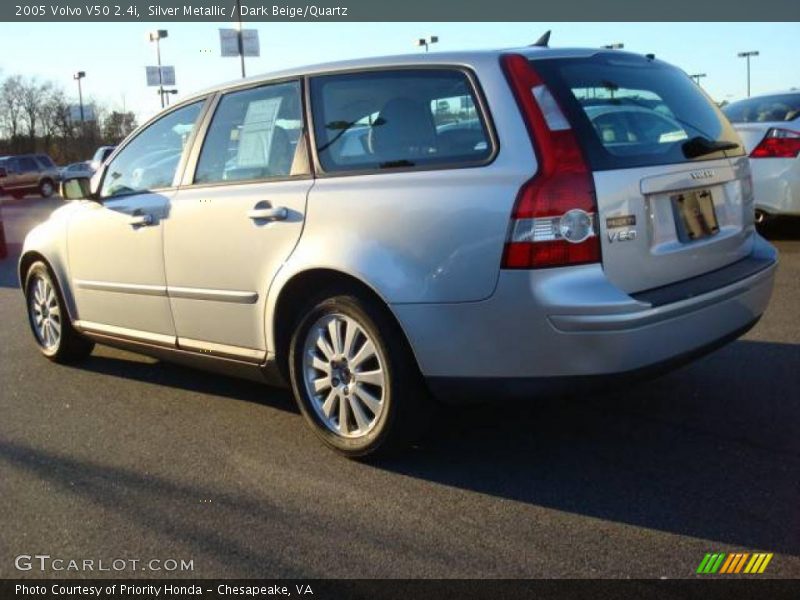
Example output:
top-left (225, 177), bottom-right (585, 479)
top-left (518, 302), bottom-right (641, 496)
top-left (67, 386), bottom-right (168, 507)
top-left (392, 235), bottom-right (777, 400)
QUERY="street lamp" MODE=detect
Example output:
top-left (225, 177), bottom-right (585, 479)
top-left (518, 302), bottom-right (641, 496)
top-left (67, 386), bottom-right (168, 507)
top-left (72, 71), bottom-right (86, 123)
top-left (148, 29), bottom-right (169, 108)
top-left (416, 35), bottom-right (438, 52)
top-left (603, 43), bottom-right (624, 49)
top-left (163, 89), bottom-right (178, 107)
top-left (737, 50), bottom-right (759, 97)
top-left (690, 73), bottom-right (707, 86)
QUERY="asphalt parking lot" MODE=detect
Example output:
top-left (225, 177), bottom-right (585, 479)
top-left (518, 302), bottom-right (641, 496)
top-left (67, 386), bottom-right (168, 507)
top-left (0, 196), bottom-right (798, 579)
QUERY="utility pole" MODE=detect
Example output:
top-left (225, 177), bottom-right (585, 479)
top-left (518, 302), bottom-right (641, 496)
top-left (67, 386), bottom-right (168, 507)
top-left (690, 73), bottom-right (707, 86)
top-left (737, 51), bottom-right (759, 98)
top-left (149, 30), bottom-right (169, 108)
top-left (236, 0), bottom-right (245, 77)
top-left (73, 71), bottom-right (86, 123)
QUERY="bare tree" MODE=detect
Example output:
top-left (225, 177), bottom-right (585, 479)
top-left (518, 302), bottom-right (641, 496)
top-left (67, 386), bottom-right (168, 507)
top-left (103, 110), bottom-right (138, 143)
top-left (20, 77), bottom-right (50, 150)
top-left (0, 71), bottom-right (132, 163)
top-left (0, 75), bottom-right (24, 144)
top-left (39, 87), bottom-right (66, 159)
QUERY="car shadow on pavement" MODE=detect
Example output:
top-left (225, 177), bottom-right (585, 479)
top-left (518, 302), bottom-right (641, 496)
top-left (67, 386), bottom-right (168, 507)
top-left (378, 339), bottom-right (800, 556)
top-left (55, 337), bottom-right (800, 557)
top-left (77, 352), bottom-right (298, 414)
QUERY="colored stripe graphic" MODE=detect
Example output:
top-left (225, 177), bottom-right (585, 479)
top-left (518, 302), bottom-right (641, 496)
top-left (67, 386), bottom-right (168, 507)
top-left (732, 553), bottom-right (749, 573)
top-left (701, 552), bottom-right (774, 574)
top-left (744, 554), bottom-right (760, 573)
top-left (719, 554), bottom-right (736, 573)
top-left (697, 553), bottom-right (727, 574)
top-left (697, 554), bottom-right (713, 573)
top-left (758, 554), bottom-right (773, 573)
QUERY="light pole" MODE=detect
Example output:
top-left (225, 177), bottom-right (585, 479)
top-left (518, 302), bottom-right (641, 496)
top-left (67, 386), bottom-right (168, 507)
top-left (163, 89), bottom-right (178, 106)
top-left (416, 35), bottom-right (438, 52)
top-left (737, 50), bottom-right (759, 97)
top-left (690, 73), bottom-right (707, 86)
top-left (73, 71), bottom-right (86, 123)
top-left (603, 43), bottom-right (624, 50)
top-left (148, 29), bottom-right (169, 108)
top-left (235, 0), bottom-right (246, 77)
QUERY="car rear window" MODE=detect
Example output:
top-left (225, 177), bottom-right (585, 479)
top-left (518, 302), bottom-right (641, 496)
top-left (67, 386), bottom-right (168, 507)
top-left (532, 53), bottom-right (744, 170)
top-left (309, 69), bottom-right (494, 173)
top-left (723, 94), bottom-right (800, 123)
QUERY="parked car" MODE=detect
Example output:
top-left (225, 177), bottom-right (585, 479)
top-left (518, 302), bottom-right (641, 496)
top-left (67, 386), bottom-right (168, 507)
top-left (723, 91), bottom-right (800, 224)
top-left (0, 154), bottom-right (60, 198)
top-left (0, 202), bottom-right (6, 260)
top-left (60, 161), bottom-right (95, 180)
top-left (20, 47), bottom-right (777, 457)
top-left (89, 146), bottom-right (116, 172)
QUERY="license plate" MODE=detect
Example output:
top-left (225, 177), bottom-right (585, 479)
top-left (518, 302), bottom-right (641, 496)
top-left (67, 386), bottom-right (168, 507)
top-left (672, 189), bottom-right (720, 242)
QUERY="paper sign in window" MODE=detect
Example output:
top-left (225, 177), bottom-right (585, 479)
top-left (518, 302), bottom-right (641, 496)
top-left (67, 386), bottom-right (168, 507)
top-left (236, 97), bottom-right (283, 168)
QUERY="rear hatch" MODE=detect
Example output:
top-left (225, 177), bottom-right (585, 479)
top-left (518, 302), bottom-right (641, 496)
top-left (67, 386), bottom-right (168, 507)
top-left (533, 53), bottom-right (753, 293)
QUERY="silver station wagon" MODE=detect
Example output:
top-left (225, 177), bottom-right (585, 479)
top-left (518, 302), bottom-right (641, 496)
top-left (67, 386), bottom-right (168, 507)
top-left (20, 46), bottom-right (778, 457)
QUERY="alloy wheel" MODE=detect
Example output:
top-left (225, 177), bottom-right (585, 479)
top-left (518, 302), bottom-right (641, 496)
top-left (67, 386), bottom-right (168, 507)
top-left (28, 274), bottom-right (61, 350)
top-left (301, 313), bottom-right (387, 438)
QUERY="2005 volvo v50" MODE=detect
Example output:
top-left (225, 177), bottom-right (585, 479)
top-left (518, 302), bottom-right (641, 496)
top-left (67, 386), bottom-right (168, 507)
top-left (20, 46), bottom-right (778, 457)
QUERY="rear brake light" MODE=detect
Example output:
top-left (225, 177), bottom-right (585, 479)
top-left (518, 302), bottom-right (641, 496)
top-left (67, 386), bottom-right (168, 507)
top-left (750, 128), bottom-right (800, 158)
top-left (500, 54), bottom-right (600, 269)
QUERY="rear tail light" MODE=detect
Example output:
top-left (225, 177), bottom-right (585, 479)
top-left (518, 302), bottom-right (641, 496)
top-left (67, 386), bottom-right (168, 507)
top-left (750, 128), bottom-right (800, 158)
top-left (500, 54), bottom-right (600, 269)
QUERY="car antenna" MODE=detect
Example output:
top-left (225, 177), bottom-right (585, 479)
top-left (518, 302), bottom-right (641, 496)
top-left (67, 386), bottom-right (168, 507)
top-left (531, 30), bottom-right (551, 48)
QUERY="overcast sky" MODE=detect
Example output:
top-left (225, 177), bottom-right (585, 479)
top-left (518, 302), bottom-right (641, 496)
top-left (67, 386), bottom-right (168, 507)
top-left (1, 22), bottom-right (797, 123)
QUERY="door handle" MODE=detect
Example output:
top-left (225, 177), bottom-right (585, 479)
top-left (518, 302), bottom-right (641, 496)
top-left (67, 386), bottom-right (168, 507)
top-left (128, 213), bottom-right (155, 227)
top-left (247, 206), bottom-right (288, 221)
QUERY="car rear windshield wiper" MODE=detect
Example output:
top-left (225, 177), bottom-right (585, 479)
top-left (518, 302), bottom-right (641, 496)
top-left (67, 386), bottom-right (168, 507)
top-left (682, 136), bottom-right (741, 159)
top-left (378, 159), bottom-right (415, 169)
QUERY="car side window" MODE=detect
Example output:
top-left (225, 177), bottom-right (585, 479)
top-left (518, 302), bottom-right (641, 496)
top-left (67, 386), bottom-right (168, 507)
top-left (19, 157), bottom-right (38, 172)
top-left (36, 155), bottom-right (55, 169)
top-left (194, 81), bottom-right (305, 185)
top-left (309, 69), bottom-right (493, 173)
top-left (100, 100), bottom-right (204, 199)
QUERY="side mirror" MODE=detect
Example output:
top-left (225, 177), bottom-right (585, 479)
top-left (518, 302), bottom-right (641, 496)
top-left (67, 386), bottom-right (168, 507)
top-left (0, 167), bottom-right (6, 178)
top-left (61, 176), bottom-right (93, 200)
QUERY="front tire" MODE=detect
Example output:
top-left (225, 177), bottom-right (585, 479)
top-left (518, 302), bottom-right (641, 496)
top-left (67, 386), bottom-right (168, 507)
top-left (39, 179), bottom-right (54, 198)
top-left (24, 261), bottom-right (94, 363)
top-left (289, 291), bottom-right (431, 458)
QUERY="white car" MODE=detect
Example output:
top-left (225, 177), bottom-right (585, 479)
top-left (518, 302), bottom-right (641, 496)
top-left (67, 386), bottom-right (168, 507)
top-left (723, 91), bottom-right (800, 224)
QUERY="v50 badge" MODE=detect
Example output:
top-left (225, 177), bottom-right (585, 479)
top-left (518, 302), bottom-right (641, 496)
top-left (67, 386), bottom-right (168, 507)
top-left (606, 215), bottom-right (637, 243)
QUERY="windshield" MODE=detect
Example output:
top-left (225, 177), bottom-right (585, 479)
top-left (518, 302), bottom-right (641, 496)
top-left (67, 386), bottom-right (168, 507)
top-left (532, 53), bottom-right (744, 170)
top-left (723, 94), bottom-right (800, 123)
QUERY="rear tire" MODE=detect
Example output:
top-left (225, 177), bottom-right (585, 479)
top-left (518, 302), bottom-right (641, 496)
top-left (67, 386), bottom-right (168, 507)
top-left (24, 261), bottom-right (94, 363)
top-left (288, 290), bottom-right (431, 458)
